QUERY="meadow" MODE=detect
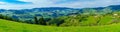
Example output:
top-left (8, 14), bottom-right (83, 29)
top-left (1, 19), bottom-right (120, 32)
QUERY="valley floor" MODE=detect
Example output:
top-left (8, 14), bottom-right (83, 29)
top-left (0, 19), bottom-right (120, 32)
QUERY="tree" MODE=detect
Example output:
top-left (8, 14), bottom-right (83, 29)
top-left (34, 16), bottom-right (46, 25)
top-left (39, 16), bottom-right (46, 25)
top-left (47, 17), bottom-right (65, 26)
top-left (34, 16), bottom-right (39, 24)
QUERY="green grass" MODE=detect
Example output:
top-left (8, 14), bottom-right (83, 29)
top-left (98, 15), bottom-right (113, 25)
top-left (80, 16), bottom-right (99, 26)
top-left (1, 19), bottom-right (120, 32)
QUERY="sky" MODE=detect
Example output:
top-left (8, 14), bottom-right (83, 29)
top-left (0, 0), bottom-right (120, 9)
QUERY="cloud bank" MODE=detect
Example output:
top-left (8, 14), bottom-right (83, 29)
top-left (0, 0), bottom-right (120, 9)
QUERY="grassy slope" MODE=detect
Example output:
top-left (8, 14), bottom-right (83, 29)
top-left (0, 19), bottom-right (120, 32)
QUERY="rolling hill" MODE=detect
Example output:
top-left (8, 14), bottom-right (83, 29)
top-left (0, 5), bottom-right (120, 32)
top-left (0, 5), bottom-right (120, 22)
top-left (1, 19), bottom-right (120, 32)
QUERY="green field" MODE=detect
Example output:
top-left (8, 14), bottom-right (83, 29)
top-left (1, 19), bottom-right (120, 32)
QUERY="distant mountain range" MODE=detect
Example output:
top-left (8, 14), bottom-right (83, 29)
top-left (92, 5), bottom-right (120, 10)
top-left (0, 5), bottom-right (120, 22)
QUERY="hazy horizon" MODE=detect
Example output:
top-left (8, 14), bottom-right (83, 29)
top-left (0, 0), bottom-right (120, 9)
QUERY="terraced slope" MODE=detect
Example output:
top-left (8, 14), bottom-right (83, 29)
top-left (0, 19), bottom-right (120, 32)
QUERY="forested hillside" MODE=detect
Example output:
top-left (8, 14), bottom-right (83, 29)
top-left (0, 5), bottom-right (120, 32)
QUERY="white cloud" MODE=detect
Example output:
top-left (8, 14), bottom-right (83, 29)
top-left (0, 0), bottom-right (120, 9)
top-left (0, 2), bottom-right (6, 5)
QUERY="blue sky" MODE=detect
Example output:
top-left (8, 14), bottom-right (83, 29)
top-left (0, 0), bottom-right (32, 4)
top-left (0, 0), bottom-right (120, 9)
